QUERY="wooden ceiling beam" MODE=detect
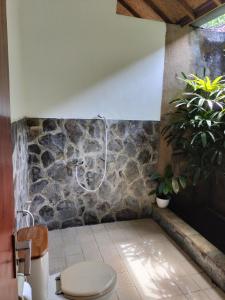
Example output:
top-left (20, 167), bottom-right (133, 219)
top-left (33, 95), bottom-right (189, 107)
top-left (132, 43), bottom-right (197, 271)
top-left (177, 16), bottom-right (192, 26)
top-left (177, 0), bottom-right (223, 26)
top-left (175, 0), bottom-right (195, 20)
top-left (117, 0), bottom-right (142, 18)
top-left (117, 2), bottom-right (133, 17)
top-left (211, 0), bottom-right (222, 6)
top-left (195, 0), bottom-right (217, 18)
top-left (143, 0), bottom-right (173, 23)
top-left (117, 0), bottom-right (225, 27)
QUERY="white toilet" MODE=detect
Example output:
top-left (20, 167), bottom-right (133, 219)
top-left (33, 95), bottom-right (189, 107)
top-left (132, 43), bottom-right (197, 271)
top-left (18, 226), bottom-right (117, 300)
top-left (57, 261), bottom-right (117, 300)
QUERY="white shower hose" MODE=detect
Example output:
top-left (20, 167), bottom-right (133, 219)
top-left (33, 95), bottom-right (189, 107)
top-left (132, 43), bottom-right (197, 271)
top-left (75, 115), bottom-right (108, 192)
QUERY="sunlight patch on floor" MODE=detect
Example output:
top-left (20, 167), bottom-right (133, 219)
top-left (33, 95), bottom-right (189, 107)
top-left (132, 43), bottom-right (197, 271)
top-left (48, 219), bottom-right (225, 300)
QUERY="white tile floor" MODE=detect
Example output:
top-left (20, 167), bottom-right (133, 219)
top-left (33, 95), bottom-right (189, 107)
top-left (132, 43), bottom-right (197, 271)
top-left (48, 219), bottom-right (225, 300)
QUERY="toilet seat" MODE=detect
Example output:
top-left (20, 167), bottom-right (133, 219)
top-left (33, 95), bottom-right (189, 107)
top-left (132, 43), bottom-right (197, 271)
top-left (60, 261), bottom-right (117, 300)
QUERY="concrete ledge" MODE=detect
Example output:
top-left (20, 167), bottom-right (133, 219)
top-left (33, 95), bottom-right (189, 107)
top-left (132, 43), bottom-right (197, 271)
top-left (152, 205), bottom-right (225, 292)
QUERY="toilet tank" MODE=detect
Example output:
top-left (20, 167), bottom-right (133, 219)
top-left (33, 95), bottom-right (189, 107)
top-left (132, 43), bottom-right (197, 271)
top-left (17, 225), bottom-right (49, 300)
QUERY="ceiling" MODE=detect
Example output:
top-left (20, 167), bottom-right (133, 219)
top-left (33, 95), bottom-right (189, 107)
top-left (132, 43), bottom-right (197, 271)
top-left (116, 0), bottom-right (225, 26)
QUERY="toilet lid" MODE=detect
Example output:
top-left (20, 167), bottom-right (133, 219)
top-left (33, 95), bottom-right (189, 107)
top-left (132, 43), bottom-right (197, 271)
top-left (61, 261), bottom-right (117, 297)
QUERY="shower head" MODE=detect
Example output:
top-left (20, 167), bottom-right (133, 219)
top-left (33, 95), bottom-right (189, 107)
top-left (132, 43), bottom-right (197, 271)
top-left (97, 114), bottom-right (105, 119)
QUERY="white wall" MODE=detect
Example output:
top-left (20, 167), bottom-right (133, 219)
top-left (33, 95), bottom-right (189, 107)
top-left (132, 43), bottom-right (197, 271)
top-left (7, 0), bottom-right (26, 121)
top-left (7, 0), bottom-right (166, 122)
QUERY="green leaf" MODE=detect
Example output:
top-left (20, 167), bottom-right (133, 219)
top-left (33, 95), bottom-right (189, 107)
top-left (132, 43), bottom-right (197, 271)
top-left (215, 102), bottom-right (223, 110)
top-left (158, 182), bottom-right (165, 195)
top-left (163, 184), bottom-right (169, 195)
top-left (212, 76), bottom-right (223, 85)
top-left (191, 132), bottom-right (201, 145)
top-left (206, 120), bottom-right (212, 128)
top-left (211, 150), bottom-right (218, 163)
top-left (179, 176), bottom-right (187, 189)
top-left (207, 100), bottom-right (213, 109)
top-left (201, 132), bottom-right (207, 148)
top-left (172, 178), bottom-right (180, 194)
top-left (149, 172), bottom-right (161, 181)
top-left (218, 111), bottom-right (225, 120)
top-left (175, 102), bottom-right (186, 108)
top-left (198, 98), bottom-right (205, 107)
top-left (181, 72), bottom-right (187, 79)
top-left (198, 120), bottom-right (203, 127)
top-left (206, 131), bottom-right (216, 143)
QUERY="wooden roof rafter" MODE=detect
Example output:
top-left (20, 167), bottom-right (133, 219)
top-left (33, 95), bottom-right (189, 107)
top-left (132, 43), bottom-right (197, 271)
top-left (143, 0), bottom-right (173, 23)
top-left (212, 0), bottom-right (222, 6)
top-left (116, 0), bottom-right (225, 26)
top-left (175, 0), bottom-right (195, 20)
top-left (117, 0), bottom-right (142, 18)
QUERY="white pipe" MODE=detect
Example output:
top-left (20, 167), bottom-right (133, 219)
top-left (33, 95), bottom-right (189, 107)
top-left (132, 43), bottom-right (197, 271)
top-left (17, 210), bottom-right (34, 227)
top-left (75, 115), bottom-right (108, 192)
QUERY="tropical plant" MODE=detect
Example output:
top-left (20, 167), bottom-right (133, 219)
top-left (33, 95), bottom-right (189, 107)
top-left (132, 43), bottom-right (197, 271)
top-left (202, 13), bottom-right (225, 29)
top-left (149, 165), bottom-right (187, 198)
top-left (162, 74), bottom-right (225, 186)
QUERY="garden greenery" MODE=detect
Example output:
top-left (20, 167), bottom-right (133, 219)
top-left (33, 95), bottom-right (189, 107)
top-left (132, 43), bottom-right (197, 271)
top-left (202, 13), bottom-right (225, 29)
top-left (162, 74), bottom-right (225, 186)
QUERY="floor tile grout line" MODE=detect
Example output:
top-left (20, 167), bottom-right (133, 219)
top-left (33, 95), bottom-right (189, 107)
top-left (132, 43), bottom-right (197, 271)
top-left (48, 220), bottom-right (225, 300)
top-left (97, 234), bottom-right (125, 300)
top-left (100, 223), bottom-right (144, 298)
top-left (90, 224), bottom-right (105, 262)
top-left (74, 227), bottom-right (86, 264)
top-left (79, 225), bottom-right (101, 261)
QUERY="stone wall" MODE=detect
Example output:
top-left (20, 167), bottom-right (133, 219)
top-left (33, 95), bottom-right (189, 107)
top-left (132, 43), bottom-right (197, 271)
top-left (26, 118), bottom-right (159, 229)
top-left (12, 119), bottom-right (29, 228)
top-left (192, 29), bottom-right (225, 79)
top-left (158, 24), bottom-right (193, 173)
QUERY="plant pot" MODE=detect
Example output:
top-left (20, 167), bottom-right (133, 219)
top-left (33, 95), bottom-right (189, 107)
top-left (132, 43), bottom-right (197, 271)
top-left (156, 196), bottom-right (170, 208)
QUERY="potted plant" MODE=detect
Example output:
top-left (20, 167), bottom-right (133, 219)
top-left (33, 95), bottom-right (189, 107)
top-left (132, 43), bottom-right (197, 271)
top-left (162, 74), bottom-right (225, 186)
top-left (149, 165), bottom-right (187, 208)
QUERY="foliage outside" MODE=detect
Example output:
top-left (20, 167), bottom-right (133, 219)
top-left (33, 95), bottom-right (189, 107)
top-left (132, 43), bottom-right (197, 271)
top-left (162, 74), bottom-right (225, 187)
top-left (202, 13), bottom-right (225, 29)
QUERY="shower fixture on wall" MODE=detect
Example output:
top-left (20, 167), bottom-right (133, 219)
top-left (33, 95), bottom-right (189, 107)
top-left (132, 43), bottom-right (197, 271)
top-left (17, 209), bottom-right (34, 227)
top-left (75, 114), bottom-right (108, 192)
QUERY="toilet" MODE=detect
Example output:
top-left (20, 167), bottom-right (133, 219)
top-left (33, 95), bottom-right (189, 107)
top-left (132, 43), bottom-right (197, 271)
top-left (18, 225), bottom-right (117, 300)
top-left (57, 261), bottom-right (117, 300)
top-left (17, 225), bottom-right (49, 300)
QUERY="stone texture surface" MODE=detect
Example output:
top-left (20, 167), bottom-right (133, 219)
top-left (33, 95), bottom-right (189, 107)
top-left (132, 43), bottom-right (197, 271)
top-left (12, 119), bottom-right (29, 228)
top-left (192, 29), bottom-right (225, 79)
top-left (25, 118), bottom-right (159, 229)
top-left (152, 206), bottom-right (225, 293)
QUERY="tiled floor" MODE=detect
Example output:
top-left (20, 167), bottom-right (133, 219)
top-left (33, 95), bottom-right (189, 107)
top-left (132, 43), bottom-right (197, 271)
top-left (48, 219), bottom-right (225, 300)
